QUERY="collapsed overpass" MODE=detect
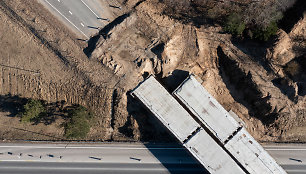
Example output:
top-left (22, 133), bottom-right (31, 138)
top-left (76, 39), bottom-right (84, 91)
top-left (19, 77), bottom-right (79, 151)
top-left (131, 74), bottom-right (286, 174)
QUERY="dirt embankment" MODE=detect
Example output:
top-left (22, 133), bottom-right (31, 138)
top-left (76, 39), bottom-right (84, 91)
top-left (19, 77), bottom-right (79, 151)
top-left (87, 0), bottom-right (306, 142)
top-left (0, 0), bottom-right (305, 142)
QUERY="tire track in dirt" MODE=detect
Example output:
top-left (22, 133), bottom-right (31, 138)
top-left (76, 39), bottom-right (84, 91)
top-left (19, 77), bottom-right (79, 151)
top-left (0, 1), bottom-right (70, 66)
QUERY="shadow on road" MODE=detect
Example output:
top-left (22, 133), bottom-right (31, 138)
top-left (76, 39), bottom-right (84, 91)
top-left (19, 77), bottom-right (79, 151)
top-left (129, 157), bottom-right (141, 161)
top-left (144, 143), bottom-right (208, 174)
top-left (289, 158), bottom-right (303, 163)
top-left (89, 156), bottom-right (102, 160)
top-left (83, 13), bottom-right (130, 57)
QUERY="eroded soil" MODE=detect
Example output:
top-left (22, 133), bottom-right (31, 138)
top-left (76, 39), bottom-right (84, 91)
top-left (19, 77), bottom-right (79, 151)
top-left (0, 0), bottom-right (305, 142)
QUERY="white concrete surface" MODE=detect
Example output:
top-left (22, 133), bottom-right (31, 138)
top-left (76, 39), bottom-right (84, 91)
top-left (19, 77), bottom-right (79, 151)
top-left (173, 75), bottom-right (240, 143)
top-left (131, 75), bottom-right (200, 142)
top-left (226, 128), bottom-right (286, 174)
top-left (185, 128), bottom-right (244, 174)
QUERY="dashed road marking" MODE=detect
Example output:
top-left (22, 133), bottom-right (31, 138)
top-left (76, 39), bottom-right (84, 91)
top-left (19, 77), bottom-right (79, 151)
top-left (68, 10), bottom-right (72, 15)
top-left (80, 23), bottom-right (85, 27)
top-left (44, 0), bottom-right (88, 38)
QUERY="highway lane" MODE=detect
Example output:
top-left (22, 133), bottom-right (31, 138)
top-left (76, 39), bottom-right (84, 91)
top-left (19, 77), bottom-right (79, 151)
top-left (265, 144), bottom-right (306, 174)
top-left (0, 143), bottom-right (207, 174)
top-left (0, 143), bottom-right (198, 163)
top-left (60, 0), bottom-right (102, 29)
top-left (281, 165), bottom-right (306, 174)
top-left (0, 143), bottom-right (305, 173)
top-left (265, 144), bottom-right (306, 164)
top-left (37, 0), bottom-right (120, 38)
top-left (0, 162), bottom-right (205, 174)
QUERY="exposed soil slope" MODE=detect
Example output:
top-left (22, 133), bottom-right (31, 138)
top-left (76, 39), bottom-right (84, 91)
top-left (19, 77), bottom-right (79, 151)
top-left (0, 0), bottom-right (305, 142)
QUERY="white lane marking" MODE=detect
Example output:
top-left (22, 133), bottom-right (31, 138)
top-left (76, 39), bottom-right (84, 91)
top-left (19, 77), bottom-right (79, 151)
top-left (0, 160), bottom-right (169, 165)
top-left (80, 23), bottom-right (85, 27)
top-left (57, 0), bottom-right (60, 2)
top-left (0, 145), bottom-right (182, 150)
top-left (43, 0), bottom-right (88, 38)
top-left (0, 166), bottom-right (166, 171)
top-left (68, 10), bottom-right (72, 15)
top-left (266, 149), bottom-right (306, 151)
top-left (80, 0), bottom-right (99, 18)
top-left (0, 160), bottom-right (40, 162)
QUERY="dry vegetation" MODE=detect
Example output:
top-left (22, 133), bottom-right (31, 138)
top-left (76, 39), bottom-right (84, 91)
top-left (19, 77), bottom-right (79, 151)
top-left (0, 0), bottom-right (305, 142)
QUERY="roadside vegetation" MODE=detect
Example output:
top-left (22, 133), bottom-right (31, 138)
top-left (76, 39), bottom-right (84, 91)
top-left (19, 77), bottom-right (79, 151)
top-left (19, 99), bottom-right (92, 139)
top-left (64, 105), bottom-right (93, 139)
top-left (20, 99), bottom-right (46, 123)
top-left (162, 0), bottom-right (296, 41)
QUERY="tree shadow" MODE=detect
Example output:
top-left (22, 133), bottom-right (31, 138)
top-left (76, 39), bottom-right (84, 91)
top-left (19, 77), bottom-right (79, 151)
top-left (297, 82), bottom-right (306, 96)
top-left (217, 46), bottom-right (279, 125)
top-left (283, 55), bottom-right (306, 82)
top-left (35, 101), bottom-right (72, 125)
top-left (283, 55), bottom-right (306, 97)
top-left (278, 0), bottom-right (306, 33)
top-left (272, 78), bottom-right (297, 102)
top-left (28, 100), bottom-right (73, 126)
top-left (0, 94), bottom-right (81, 126)
top-left (162, 1), bottom-right (215, 27)
top-left (0, 94), bottom-right (28, 117)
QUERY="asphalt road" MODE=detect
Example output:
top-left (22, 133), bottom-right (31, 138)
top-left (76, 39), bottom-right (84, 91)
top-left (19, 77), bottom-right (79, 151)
top-left (264, 144), bottom-right (306, 174)
top-left (0, 143), bottom-right (305, 174)
top-left (0, 143), bottom-right (207, 174)
top-left (37, 0), bottom-right (121, 39)
top-left (0, 162), bottom-right (205, 174)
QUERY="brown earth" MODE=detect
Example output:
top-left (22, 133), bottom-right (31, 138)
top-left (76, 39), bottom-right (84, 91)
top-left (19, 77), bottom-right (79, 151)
top-left (0, 0), bottom-right (305, 142)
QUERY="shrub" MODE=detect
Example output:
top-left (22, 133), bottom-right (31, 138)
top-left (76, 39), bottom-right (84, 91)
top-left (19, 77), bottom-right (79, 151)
top-left (284, 61), bottom-right (300, 77)
top-left (224, 13), bottom-right (245, 36)
top-left (65, 105), bottom-right (92, 139)
top-left (20, 99), bottom-right (46, 122)
top-left (253, 21), bottom-right (278, 41)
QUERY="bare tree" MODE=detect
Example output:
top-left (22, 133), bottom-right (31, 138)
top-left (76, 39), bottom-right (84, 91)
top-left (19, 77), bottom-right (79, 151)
top-left (161, 0), bottom-right (296, 29)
